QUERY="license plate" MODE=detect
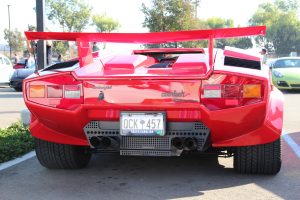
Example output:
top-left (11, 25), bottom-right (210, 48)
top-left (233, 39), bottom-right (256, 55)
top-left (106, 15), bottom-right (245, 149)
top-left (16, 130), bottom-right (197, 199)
top-left (120, 112), bottom-right (165, 136)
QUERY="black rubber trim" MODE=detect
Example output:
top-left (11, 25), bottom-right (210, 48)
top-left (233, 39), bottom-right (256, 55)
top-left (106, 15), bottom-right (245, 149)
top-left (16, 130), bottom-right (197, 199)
top-left (42, 59), bottom-right (79, 71)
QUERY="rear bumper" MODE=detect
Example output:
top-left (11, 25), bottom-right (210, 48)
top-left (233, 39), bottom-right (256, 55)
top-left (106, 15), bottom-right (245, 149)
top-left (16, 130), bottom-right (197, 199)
top-left (26, 87), bottom-right (283, 148)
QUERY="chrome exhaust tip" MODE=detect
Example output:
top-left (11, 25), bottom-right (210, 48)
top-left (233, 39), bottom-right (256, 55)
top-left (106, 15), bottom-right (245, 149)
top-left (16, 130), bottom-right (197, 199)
top-left (183, 137), bottom-right (197, 151)
top-left (172, 137), bottom-right (184, 150)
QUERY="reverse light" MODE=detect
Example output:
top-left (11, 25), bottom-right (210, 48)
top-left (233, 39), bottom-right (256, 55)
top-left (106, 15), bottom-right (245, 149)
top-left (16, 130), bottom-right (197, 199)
top-left (203, 85), bottom-right (221, 98)
top-left (29, 85), bottom-right (45, 98)
top-left (64, 85), bottom-right (81, 98)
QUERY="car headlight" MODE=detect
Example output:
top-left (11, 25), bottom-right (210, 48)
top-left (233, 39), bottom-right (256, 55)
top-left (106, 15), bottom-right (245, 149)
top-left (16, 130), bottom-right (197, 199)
top-left (273, 70), bottom-right (283, 78)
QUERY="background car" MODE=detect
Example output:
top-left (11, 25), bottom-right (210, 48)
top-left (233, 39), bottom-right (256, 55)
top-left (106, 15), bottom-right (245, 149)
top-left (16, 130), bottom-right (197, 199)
top-left (13, 58), bottom-right (26, 69)
top-left (0, 54), bottom-right (15, 84)
top-left (9, 59), bottom-right (61, 91)
top-left (266, 58), bottom-right (277, 68)
top-left (9, 62), bottom-right (36, 91)
top-left (271, 57), bottom-right (300, 89)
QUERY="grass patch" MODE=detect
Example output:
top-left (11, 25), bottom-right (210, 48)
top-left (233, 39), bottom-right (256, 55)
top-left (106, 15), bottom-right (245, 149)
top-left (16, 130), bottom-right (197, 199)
top-left (0, 122), bottom-right (34, 163)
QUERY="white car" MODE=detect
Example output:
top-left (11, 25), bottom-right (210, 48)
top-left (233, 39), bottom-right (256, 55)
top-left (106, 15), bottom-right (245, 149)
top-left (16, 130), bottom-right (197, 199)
top-left (0, 54), bottom-right (14, 84)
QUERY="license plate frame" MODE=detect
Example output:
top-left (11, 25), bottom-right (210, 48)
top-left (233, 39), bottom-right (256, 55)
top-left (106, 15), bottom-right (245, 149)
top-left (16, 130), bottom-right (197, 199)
top-left (120, 112), bottom-right (166, 136)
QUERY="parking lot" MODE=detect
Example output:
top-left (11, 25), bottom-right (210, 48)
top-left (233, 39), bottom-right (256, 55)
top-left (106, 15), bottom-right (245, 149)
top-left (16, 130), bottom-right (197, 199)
top-left (0, 87), bottom-right (299, 200)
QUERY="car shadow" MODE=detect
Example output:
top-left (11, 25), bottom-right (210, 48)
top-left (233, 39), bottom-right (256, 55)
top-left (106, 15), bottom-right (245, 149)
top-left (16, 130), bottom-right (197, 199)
top-left (1, 151), bottom-right (295, 200)
top-left (1, 145), bottom-right (299, 200)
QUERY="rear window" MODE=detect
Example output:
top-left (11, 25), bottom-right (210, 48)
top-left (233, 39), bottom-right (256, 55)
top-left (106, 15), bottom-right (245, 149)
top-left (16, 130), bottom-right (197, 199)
top-left (224, 56), bottom-right (261, 70)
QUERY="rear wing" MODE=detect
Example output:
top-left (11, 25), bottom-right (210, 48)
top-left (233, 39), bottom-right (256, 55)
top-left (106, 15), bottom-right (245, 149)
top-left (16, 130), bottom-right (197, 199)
top-left (25, 26), bottom-right (266, 68)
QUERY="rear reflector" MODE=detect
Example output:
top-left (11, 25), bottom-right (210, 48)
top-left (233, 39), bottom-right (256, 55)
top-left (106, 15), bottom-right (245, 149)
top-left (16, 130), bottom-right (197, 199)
top-left (29, 85), bottom-right (45, 98)
top-left (64, 85), bottom-right (81, 98)
top-left (47, 85), bottom-right (63, 98)
top-left (243, 84), bottom-right (261, 98)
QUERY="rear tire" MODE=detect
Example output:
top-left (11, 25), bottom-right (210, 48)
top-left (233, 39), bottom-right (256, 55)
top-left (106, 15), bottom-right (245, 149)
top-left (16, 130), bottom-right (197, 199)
top-left (13, 86), bottom-right (22, 92)
top-left (35, 138), bottom-right (91, 169)
top-left (234, 139), bottom-right (281, 174)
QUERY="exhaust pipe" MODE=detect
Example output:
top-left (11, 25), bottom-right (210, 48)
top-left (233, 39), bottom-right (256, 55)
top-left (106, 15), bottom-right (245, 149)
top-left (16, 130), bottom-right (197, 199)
top-left (109, 137), bottom-right (120, 149)
top-left (172, 137), bottom-right (183, 150)
top-left (90, 136), bottom-right (112, 148)
top-left (183, 137), bottom-right (197, 151)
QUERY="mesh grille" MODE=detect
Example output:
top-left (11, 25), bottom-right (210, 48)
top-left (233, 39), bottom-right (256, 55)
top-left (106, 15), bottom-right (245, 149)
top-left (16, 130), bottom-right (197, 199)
top-left (85, 121), bottom-right (99, 129)
top-left (121, 136), bottom-right (170, 150)
top-left (194, 122), bottom-right (208, 130)
top-left (120, 150), bottom-right (171, 156)
top-left (166, 131), bottom-right (207, 136)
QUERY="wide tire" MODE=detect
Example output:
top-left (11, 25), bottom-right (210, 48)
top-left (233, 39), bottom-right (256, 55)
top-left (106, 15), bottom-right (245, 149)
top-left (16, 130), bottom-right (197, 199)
top-left (234, 139), bottom-right (281, 175)
top-left (35, 138), bottom-right (91, 169)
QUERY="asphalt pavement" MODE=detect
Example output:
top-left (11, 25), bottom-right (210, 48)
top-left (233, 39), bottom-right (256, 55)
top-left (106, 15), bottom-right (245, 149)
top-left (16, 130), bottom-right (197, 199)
top-left (0, 87), bottom-right (299, 200)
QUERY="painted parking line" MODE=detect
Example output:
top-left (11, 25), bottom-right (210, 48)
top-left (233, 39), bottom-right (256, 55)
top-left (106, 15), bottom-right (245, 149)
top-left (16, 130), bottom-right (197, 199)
top-left (0, 151), bottom-right (36, 171)
top-left (282, 134), bottom-right (300, 159)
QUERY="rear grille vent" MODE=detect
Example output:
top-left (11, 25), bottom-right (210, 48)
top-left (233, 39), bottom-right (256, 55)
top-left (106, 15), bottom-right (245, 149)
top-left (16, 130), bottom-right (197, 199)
top-left (194, 122), bottom-right (209, 130)
top-left (121, 136), bottom-right (170, 150)
top-left (120, 150), bottom-right (171, 156)
top-left (85, 121), bottom-right (99, 129)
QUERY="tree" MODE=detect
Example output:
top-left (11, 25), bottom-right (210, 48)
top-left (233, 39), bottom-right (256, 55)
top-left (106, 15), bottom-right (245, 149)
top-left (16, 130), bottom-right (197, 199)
top-left (141, 1), bottom-right (251, 49)
top-left (3, 29), bottom-right (24, 53)
top-left (46, 0), bottom-right (92, 32)
top-left (249, 0), bottom-right (300, 55)
top-left (92, 14), bottom-right (120, 32)
top-left (52, 41), bottom-right (69, 57)
top-left (141, 0), bottom-right (199, 47)
top-left (91, 14), bottom-right (120, 50)
top-left (46, 0), bottom-right (92, 56)
top-left (204, 17), bottom-right (253, 49)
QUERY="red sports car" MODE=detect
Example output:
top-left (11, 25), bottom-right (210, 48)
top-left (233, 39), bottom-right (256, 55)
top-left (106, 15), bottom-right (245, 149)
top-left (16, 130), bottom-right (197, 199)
top-left (24, 26), bottom-right (283, 174)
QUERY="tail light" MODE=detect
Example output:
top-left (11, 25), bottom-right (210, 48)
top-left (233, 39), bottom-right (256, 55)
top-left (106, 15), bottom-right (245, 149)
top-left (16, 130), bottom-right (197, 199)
top-left (201, 74), bottom-right (264, 110)
top-left (29, 85), bottom-right (45, 98)
top-left (64, 85), bottom-right (81, 98)
top-left (47, 85), bottom-right (63, 98)
top-left (27, 74), bottom-right (83, 110)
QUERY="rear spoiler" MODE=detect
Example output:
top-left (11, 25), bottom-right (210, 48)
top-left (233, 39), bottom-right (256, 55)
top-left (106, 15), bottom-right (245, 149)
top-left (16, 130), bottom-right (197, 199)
top-left (25, 26), bottom-right (266, 68)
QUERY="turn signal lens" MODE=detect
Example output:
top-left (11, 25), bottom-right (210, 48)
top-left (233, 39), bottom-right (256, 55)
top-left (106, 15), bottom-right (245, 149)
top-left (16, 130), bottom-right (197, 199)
top-left (29, 85), bottom-right (45, 98)
top-left (47, 85), bottom-right (63, 98)
top-left (243, 84), bottom-right (261, 98)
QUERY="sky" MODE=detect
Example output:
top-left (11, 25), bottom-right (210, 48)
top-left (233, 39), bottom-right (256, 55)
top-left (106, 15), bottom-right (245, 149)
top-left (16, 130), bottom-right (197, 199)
top-left (0, 0), bottom-right (270, 46)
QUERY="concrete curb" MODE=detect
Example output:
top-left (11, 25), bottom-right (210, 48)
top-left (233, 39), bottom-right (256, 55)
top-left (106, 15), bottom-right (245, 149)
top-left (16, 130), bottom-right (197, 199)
top-left (0, 151), bottom-right (36, 171)
top-left (21, 108), bottom-right (31, 126)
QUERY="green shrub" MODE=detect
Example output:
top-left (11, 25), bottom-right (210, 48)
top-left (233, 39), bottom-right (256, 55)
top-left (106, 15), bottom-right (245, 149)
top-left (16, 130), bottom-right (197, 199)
top-left (0, 122), bottom-right (34, 163)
